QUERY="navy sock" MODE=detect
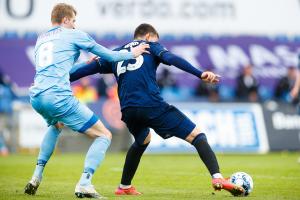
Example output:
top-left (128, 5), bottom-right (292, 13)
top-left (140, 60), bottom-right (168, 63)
top-left (192, 133), bottom-right (220, 176)
top-left (121, 142), bottom-right (149, 185)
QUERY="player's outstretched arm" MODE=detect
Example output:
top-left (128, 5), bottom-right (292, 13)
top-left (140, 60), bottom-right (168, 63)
top-left (149, 42), bottom-right (221, 83)
top-left (160, 51), bottom-right (220, 83)
top-left (70, 60), bottom-right (100, 82)
top-left (160, 51), bottom-right (203, 77)
top-left (75, 31), bottom-right (149, 62)
top-left (70, 57), bottom-right (113, 82)
top-left (160, 52), bottom-right (215, 81)
top-left (91, 43), bottom-right (149, 62)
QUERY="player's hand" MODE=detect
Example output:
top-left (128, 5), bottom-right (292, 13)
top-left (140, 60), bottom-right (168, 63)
top-left (131, 43), bottom-right (150, 57)
top-left (86, 56), bottom-right (99, 64)
top-left (200, 71), bottom-right (221, 83)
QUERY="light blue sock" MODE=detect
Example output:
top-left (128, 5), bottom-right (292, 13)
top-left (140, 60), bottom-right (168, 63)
top-left (79, 136), bottom-right (111, 186)
top-left (33, 125), bottom-right (61, 180)
top-left (79, 172), bottom-right (93, 186)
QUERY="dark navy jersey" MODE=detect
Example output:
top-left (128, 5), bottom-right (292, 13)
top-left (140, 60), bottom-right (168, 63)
top-left (98, 40), bottom-right (170, 109)
top-left (70, 40), bottom-right (203, 110)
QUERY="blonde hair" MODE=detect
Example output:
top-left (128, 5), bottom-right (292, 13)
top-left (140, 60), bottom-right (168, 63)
top-left (51, 3), bottom-right (77, 24)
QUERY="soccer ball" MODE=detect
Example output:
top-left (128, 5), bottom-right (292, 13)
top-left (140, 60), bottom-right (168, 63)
top-left (230, 172), bottom-right (254, 196)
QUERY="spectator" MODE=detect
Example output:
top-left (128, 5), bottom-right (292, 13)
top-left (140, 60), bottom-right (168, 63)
top-left (290, 60), bottom-right (300, 115)
top-left (73, 77), bottom-right (98, 104)
top-left (0, 69), bottom-right (7, 86)
top-left (0, 66), bottom-right (17, 96)
top-left (275, 66), bottom-right (298, 102)
top-left (195, 82), bottom-right (219, 102)
top-left (106, 83), bottom-right (119, 101)
top-left (236, 64), bottom-right (259, 102)
top-left (157, 68), bottom-right (181, 101)
top-left (157, 68), bottom-right (177, 89)
top-left (290, 72), bottom-right (300, 100)
top-left (0, 67), bottom-right (16, 156)
top-left (0, 134), bottom-right (8, 156)
top-left (96, 77), bottom-right (108, 98)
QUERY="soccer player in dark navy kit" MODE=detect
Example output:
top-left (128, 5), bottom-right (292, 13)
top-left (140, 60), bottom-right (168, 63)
top-left (70, 23), bottom-right (245, 197)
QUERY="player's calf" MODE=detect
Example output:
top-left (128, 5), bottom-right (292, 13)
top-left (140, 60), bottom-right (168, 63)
top-left (190, 132), bottom-right (220, 176)
top-left (187, 130), bottom-right (245, 196)
top-left (75, 120), bottom-right (112, 199)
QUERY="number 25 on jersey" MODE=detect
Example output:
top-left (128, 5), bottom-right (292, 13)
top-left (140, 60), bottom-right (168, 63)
top-left (117, 49), bottom-right (144, 76)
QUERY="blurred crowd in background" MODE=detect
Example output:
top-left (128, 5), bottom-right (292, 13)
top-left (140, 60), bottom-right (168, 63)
top-left (0, 62), bottom-right (299, 110)
top-left (1, 0), bottom-right (300, 155)
top-left (1, 61), bottom-right (299, 156)
top-left (70, 64), bottom-right (299, 104)
top-left (0, 67), bottom-right (17, 156)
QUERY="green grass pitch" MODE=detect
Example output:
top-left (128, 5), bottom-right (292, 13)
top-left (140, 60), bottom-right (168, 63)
top-left (0, 153), bottom-right (299, 200)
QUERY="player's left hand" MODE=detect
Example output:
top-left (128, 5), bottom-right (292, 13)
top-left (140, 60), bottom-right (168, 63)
top-left (200, 71), bottom-right (221, 83)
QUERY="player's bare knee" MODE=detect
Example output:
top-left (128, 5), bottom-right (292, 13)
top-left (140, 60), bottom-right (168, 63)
top-left (97, 123), bottom-right (112, 139)
top-left (100, 128), bottom-right (112, 139)
top-left (185, 126), bottom-right (201, 143)
top-left (84, 120), bottom-right (112, 139)
top-left (92, 128), bottom-right (112, 139)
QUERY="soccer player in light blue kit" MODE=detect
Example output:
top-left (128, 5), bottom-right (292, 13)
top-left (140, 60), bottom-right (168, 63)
top-left (24, 3), bottom-right (149, 199)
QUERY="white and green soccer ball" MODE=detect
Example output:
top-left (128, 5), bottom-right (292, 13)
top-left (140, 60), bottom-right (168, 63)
top-left (230, 172), bottom-right (254, 196)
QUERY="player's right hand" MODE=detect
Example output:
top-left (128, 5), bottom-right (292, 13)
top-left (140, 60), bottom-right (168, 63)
top-left (131, 43), bottom-right (150, 57)
top-left (200, 71), bottom-right (221, 83)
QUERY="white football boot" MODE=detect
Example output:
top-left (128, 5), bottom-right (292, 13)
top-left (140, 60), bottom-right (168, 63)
top-left (24, 176), bottom-right (41, 195)
top-left (75, 184), bottom-right (107, 199)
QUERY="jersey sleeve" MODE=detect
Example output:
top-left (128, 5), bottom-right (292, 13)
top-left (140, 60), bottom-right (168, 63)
top-left (73, 30), bottom-right (134, 62)
top-left (70, 60), bottom-right (100, 82)
top-left (149, 42), bottom-right (170, 65)
top-left (98, 59), bottom-right (113, 74)
top-left (72, 30), bottom-right (98, 51)
top-left (69, 59), bottom-right (113, 82)
top-left (150, 42), bottom-right (202, 77)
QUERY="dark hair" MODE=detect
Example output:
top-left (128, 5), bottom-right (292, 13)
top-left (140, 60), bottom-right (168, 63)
top-left (51, 3), bottom-right (77, 24)
top-left (134, 23), bottom-right (159, 39)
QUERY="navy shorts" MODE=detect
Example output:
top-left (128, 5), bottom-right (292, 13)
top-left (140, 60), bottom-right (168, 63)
top-left (121, 103), bottom-right (196, 145)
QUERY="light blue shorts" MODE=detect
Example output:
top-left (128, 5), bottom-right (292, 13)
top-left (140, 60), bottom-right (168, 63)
top-left (30, 94), bottom-right (98, 133)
